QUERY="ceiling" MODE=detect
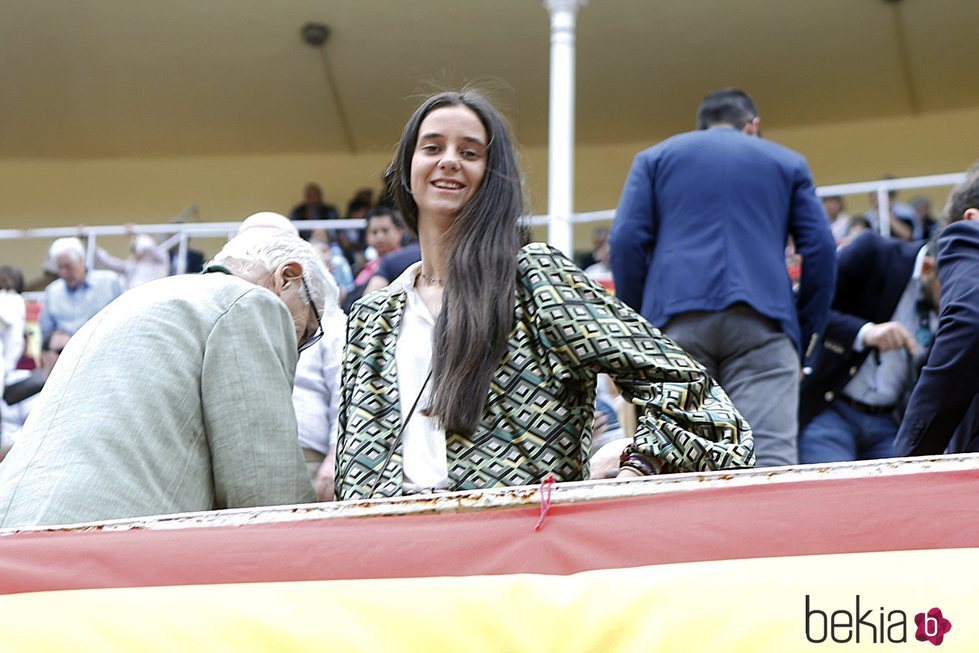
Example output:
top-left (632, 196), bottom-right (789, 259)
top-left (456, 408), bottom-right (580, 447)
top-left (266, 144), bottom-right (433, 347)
top-left (0, 0), bottom-right (975, 159)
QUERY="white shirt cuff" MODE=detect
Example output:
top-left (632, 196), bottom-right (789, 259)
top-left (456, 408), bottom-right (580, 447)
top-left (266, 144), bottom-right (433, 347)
top-left (853, 322), bottom-right (874, 352)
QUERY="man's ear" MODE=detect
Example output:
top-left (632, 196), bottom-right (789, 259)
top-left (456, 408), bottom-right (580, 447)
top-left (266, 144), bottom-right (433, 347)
top-left (275, 261), bottom-right (304, 292)
top-left (742, 117), bottom-right (761, 137)
top-left (964, 208), bottom-right (979, 222)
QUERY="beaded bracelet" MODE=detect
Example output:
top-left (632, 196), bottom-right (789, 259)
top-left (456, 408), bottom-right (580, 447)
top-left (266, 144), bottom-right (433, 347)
top-left (620, 455), bottom-right (657, 476)
top-left (619, 445), bottom-right (664, 476)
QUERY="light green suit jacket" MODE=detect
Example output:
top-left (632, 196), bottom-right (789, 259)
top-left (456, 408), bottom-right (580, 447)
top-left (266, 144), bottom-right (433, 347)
top-left (0, 273), bottom-right (315, 528)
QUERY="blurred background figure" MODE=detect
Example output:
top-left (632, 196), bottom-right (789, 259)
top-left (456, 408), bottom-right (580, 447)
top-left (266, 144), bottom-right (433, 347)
top-left (576, 227), bottom-right (610, 271)
top-left (0, 266), bottom-right (26, 382)
top-left (39, 237), bottom-right (123, 340)
top-left (0, 265), bottom-right (27, 457)
top-left (289, 182), bottom-right (339, 240)
top-left (310, 238), bottom-right (353, 304)
top-left (1, 330), bottom-right (70, 458)
top-left (910, 196), bottom-right (940, 241)
top-left (582, 233), bottom-right (613, 292)
top-left (354, 207), bottom-right (406, 288)
top-left (822, 195), bottom-right (850, 244)
top-left (863, 177), bottom-right (916, 240)
top-left (95, 231), bottom-right (170, 290)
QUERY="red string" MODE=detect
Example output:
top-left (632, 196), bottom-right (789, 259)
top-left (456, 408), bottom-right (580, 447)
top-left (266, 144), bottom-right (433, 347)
top-left (534, 474), bottom-right (556, 532)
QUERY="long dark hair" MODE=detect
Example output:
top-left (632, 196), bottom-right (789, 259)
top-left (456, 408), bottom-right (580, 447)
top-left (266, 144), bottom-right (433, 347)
top-left (388, 89), bottom-right (524, 436)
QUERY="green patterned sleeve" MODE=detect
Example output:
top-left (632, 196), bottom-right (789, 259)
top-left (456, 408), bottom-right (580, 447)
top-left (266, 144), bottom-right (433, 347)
top-left (520, 243), bottom-right (754, 473)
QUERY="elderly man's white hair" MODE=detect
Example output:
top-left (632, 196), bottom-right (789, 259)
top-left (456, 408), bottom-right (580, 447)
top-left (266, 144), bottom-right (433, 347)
top-left (236, 212), bottom-right (299, 236)
top-left (210, 231), bottom-right (339, 318)
top-left (48, 237), bottom-right (86, 262)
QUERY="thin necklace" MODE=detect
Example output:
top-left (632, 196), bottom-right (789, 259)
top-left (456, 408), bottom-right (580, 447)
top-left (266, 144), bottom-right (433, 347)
top-left (419, 271), bottom-right (446, 286)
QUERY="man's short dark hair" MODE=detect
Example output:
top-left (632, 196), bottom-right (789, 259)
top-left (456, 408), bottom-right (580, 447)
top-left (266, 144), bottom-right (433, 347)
top-left (943, 161), bottom-right (979, 224)
top-left (696, 88), bottom-right (758, 130)
top-left (366, 206), bottom-right (405, 230)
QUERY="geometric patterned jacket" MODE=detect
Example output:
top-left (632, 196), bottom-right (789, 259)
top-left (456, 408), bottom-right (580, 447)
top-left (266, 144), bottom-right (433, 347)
top-left (335, 243), bottom-right (754, 500)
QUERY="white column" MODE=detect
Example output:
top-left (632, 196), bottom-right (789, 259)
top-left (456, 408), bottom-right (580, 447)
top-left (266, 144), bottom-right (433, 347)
top-left (85, 233), bottom-right (97, 271)
top-left (877, 186), bottom-right (892, 238)
top-left (544, 0), bottom-right (585, 257)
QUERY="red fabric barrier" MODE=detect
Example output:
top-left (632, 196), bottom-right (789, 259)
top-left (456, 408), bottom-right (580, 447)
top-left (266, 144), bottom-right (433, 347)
top-left (1, 469), bottom-right (977, 596)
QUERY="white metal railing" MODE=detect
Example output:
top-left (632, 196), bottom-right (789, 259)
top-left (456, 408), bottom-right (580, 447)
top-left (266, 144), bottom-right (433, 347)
top-left (0, 172), bottom-right (966, 277)
top-left (815, 172), bottom-right (965, 238)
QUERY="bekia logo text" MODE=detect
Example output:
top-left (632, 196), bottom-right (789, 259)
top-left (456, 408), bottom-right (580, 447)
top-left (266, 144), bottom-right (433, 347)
top-left (805, 595), bottom-right (952, 645)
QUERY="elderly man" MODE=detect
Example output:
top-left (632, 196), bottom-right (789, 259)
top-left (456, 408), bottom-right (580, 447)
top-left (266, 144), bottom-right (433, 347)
top-left (40, 237), bottom-right (123, 340)
top-left (0, 230), bottom-right (337, 529)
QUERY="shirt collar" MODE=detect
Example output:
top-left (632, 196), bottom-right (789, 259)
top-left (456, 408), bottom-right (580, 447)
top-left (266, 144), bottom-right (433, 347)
top-left (912, 243), bottom-right (929, 281)
top-left (65, 276), bottom-right (90, 293)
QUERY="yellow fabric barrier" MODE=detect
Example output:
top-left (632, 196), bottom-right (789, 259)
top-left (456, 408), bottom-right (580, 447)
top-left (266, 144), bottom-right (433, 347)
top-left (0, 547), bottom-right (973, 651)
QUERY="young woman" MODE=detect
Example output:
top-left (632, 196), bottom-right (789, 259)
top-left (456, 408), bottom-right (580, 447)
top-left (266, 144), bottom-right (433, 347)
top-left (335, 89), bottom-right (754, 499)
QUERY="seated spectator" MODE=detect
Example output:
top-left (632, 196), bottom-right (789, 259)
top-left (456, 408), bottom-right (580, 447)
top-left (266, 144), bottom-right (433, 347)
top-left (822, 195), bottom-right (850, 243)
top-left (335, 191), bottom-right (372, 261)
top-left (848, 215), bottom-right (871, 234)
top-left (863, 180), bottom-right (915, 240)
top-left (583, 236), bottom-right (613, 292)
top-left (311, 238), bottom-right (354, 301)
top-left (289, 182), bottom-right (339, 239)
top-left (0, 266), bottom-right (26, 384)
top-left (170, 241), bottom-right (205, 274)
top-left (354, 207), bottom-right (406, 287)
top-left (362, 241), bottom-right (422, 295)
top-left (910, 196), bottom-right (940, 241)
top-left (0, 230), bottom-right (337, 528)
top-left (39, 237), bottom-right (123, 340)
top-left (95, 232), bottom-right (170, 289)
top-left (576, 227), bottom-right (610, 270)
top-left (895, 162), bottom-right (979, 455)
top-left (1, 331), bottom-right (70, 457)
top-left (799, 232), bottom-right (940, 463)
top-left (347, 188), bottom-right (375, 217)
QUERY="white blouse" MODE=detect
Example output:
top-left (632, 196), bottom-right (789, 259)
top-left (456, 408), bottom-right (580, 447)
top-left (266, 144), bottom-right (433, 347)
top-left (395, 264), bottom-right (449, 493)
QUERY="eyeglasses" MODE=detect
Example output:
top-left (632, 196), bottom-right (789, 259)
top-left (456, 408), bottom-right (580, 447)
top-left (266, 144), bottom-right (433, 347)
top-left (298, 276), bottom-right (324, 353)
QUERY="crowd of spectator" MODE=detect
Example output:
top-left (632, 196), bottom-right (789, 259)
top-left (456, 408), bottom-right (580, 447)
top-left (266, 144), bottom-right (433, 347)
top-left (0, 86), bottom-right (976, 530)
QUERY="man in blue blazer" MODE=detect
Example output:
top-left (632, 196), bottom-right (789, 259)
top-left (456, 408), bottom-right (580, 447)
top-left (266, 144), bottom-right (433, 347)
top-left (895, 162), bottom-right (979, 456)
top-left (798, 232), bottom-right (939, 463)
top-left (610, 88), bottom-right (836, 467)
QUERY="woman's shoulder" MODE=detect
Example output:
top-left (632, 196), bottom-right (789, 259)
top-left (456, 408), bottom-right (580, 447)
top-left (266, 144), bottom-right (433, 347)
top-left (347, 275), bottom-right (410, 325)
top-left (516, 242), bottom-right (576, 272)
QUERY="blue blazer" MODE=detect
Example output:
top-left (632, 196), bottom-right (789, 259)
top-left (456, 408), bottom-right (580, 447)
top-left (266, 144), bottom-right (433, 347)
top-left (895, 221), bottom-right (979, 455)
top-left (798, 232), bottom-right (921, 428)
top-left (610, 127), bottom-right (836, 358)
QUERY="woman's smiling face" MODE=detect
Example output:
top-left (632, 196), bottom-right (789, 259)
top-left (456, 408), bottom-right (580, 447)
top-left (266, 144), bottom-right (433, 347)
top-left (410, 105), bottom-right (488, 223)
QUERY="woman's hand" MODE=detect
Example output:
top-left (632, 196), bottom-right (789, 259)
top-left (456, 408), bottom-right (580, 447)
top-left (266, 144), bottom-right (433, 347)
top-left (588, 437), bottom-right (631, 480)
top-left (314, 446), bottom-right (337, 501)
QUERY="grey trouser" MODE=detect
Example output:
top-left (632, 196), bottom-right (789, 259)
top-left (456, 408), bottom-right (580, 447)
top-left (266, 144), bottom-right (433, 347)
top-left (664, 304), bottom-right (800, 467)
